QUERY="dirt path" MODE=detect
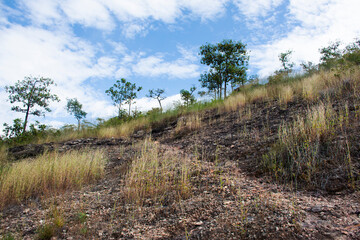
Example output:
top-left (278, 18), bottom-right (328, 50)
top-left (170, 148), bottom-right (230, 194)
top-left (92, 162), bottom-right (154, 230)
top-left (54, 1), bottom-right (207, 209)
top-left (2, 98), bottom-right (360, 239)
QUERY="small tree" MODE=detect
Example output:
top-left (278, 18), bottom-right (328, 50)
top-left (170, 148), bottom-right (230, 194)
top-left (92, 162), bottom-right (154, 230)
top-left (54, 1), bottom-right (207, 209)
top-left (199, 70), bottom-right (222, 100)
top-left (319, 41), bottom-right (342, 70)
top-left (66, 98), bottom-right (87, 131)
top-left (124, 83), bottom-right (142, 116)
top-left (3, 118), bottom-right (23, 139)
top-left (5, 76), bottom-right (59, 133)
top-left (180, 86), bottom-right (196, 107)
top-left (106, 78), bottom-right (142, 117)
top-left (278, 50), bottom-right (294, 73)
top-left (147, 89), bottom-right (166, 111)
top-left (300, 61), bottom-right (318, 76)
top-left (105, 78), bottom-right (128, 118)
top-left (268, 50), bottom-right (295, 84)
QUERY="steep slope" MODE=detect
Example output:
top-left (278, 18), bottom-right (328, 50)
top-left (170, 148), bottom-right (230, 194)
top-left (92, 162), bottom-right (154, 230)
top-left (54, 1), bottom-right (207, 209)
top-left (2, 72), bottom-right (360, 239)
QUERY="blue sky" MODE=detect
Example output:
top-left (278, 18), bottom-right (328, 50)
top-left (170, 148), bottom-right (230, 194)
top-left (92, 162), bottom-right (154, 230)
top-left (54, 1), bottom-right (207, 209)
top-left (0, 0), bottom-right (359, 131)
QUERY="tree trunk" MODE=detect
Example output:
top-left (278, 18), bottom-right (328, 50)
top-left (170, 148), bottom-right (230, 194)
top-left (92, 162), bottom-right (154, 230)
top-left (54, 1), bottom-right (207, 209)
top-left (158, 99), bottom-right (162, 111)
top-left (224, 80), bottom-right (227, 99)
top-left (23, 104), bottom-right (30, 133)
top-left (77, 119), bottom-right (80, 131)
top-left (128, 102), bottom-right (131, 116)
top-left (118, 105), bottom-right (122, 118)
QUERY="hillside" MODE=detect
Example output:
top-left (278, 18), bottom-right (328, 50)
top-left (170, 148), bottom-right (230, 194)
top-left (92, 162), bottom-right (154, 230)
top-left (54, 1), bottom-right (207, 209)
top-left (1, 69), bottom-right (360, 239)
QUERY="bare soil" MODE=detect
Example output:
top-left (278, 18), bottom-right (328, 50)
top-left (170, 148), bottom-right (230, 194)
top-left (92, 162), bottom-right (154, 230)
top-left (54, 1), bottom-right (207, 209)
top-left (1, 97), bottom-right (360, 239)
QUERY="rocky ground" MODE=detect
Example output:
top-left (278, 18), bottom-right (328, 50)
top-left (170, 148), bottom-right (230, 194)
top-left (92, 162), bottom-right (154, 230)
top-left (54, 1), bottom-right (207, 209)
top-left (1, 97), bottom-right (360, 239)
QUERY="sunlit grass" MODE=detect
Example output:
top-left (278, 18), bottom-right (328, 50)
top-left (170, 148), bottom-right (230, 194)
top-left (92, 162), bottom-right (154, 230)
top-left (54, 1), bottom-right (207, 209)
top-left (262, 101), bottom-right (351, 185)
top-left (124, 139), bottom-right (192, 205)
top-left (0, 149), bottom-right (106, 208)
top-left (222, 93), bottom-right (246, 112)
top-left (278, 85), bottom-right (294, 106)
top-left (174, 113), bottom-right (202, 135)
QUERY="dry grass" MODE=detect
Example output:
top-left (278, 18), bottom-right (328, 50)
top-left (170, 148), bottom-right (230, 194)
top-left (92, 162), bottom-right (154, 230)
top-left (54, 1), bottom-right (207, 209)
top-left (262, 101), bottom-right (350, 185)
top-left (98, 118), bottom-right (148, 138)
top-left (124, 140), bottom-right (193, 205)
top-left (222, 93), bottom-right (246, 112)
top-left (246, 87), bottom-right (268, 103)
top-left (278, 85), bottom-right (294, 106)
top-left (0, 149), bottom-right (106, 208)
top-left (174, 114), bottom-right (202, 135)
top-left (0, 145), bottom-right (8, 166)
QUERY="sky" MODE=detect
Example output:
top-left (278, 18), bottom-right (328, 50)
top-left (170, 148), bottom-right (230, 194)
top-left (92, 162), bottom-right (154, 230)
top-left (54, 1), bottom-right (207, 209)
top-left (0, 0), bottom-right (359, 132)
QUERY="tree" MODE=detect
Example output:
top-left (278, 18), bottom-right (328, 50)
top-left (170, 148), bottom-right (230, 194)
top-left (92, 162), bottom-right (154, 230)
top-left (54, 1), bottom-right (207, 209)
top-left (105, 78), bottom-right (142, 117)
top-left (199, 39), bottom-right (249, 99)
top-left (268, 50), bottom-right (295, 84)
top-left (278, 50), bottom-right (294, 73)
top-left (180, 86), bottom-right (196, 107)
top-left (3, 118), bottom-right (23, 139)
top-left (66, 98), bottom-right (87, 131)
top-left (343, 39), bottom-right (360, 65)
top-left (5, 76), bottom-right (60, 133)
top-left (147, 88), bottom-right (166, 111)
top-left (300, 61), bottom-right (318, 75)
top-left (199, 70), bottom-right (222, 100)
top-left (124, 82), bottom-right (142, 116)
top-left (319, 41), bottom-right (342, 70)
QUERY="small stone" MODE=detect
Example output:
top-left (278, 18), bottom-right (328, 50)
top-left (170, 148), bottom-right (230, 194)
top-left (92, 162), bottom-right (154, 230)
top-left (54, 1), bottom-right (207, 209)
top-left (194, 221), bottom-right (203, 226)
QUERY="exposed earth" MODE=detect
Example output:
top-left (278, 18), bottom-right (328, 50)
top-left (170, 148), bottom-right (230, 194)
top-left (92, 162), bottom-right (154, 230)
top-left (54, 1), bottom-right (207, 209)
top-left (1, 97), bottom-right (360, 239)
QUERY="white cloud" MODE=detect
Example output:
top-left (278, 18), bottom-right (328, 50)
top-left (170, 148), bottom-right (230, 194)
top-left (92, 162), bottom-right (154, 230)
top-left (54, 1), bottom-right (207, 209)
top-left (233, 0), bottom-right (284, 19)
top-left (20, 0), bottom-right (63, 26)
top-left (180, 0), bottom-right (229, 21)
top-left (0, 23), bottom-right (120, 132)
top-left (114, 46), bottom-right (201, 79)
top-left (19, 0), bottom-right (230, 36)
top-left (132, 55), bottom-right (200, 79)
top-left (122, 22), bottom-right (150, 38)
top-left (250, 0), bottom-right (360, 77)
top-left (60, 0), bottom-right (114, 30)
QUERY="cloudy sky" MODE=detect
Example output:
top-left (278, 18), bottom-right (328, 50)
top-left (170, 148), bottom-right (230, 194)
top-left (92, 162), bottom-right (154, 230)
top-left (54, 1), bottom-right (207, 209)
top-left (0, 0), bottom-right (359, 131)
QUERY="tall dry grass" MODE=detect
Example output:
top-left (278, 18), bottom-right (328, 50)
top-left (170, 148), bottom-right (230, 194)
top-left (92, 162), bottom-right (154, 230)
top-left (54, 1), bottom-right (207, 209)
top-left (278, 85), bottom-right (294, 106)
top-left (222, 93), bottom-right (246, 112)
top-left (98, 118), bottom-right (149, 138)
top-left (246, 87), bottom-right (268, 103)
top-left (124, 140), bottom-right (192, 205)
top-left (0, 145), bottom-right (8, 166)
top-left (262, 101), bottom-right (350, 185)
top-left (0, 149), bottom-right (106, 208)
top-left (174, 114), bottom-right (202, 135)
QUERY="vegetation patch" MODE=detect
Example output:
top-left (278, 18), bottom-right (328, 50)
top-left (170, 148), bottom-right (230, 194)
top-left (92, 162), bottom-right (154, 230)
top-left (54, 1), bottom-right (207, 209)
top-left (174, 114), bottom-right (202, 135)
top-left (124, 140), bottom-right (194, 205)
top-left (262, 101), bottom-right (356, 189)
top-left (0, 149), bottom-right (106, 208)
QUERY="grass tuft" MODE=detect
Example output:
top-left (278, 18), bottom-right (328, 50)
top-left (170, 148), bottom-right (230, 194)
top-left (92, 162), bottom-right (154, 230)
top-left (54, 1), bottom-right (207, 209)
top-left (0, 149), bottom-right (106, 208)
top-left (124, 140), bottom-right (193, 205)
top-left (262, 101), bottom-right (352, 187)
top-left (174, 114), bottom-right (202, 135)
top-left (222, 93), bottom-right (246, 112)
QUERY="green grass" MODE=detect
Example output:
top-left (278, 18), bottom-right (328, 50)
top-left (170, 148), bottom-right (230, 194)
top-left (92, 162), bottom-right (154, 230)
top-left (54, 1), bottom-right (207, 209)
top-left (0, 149), bottom-right (106, 208)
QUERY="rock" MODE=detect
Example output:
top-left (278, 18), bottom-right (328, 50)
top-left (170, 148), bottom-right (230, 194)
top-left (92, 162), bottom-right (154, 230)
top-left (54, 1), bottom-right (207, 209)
top-left (310, 206), bottom-right (323, 213)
